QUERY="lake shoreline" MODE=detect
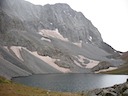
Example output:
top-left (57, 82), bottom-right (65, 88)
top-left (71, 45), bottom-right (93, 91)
top-left (87, 79), bottom-right (128, 96)
top-left (12, 72), bottom-right (126, 79)
top-left (12, 73), bottom-right (128, 92)
top-left (1, 75), bottom-right (128, 96)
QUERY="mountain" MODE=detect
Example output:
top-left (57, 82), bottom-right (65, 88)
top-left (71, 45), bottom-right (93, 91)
top-left (0, 0), bottom-right (124, 79)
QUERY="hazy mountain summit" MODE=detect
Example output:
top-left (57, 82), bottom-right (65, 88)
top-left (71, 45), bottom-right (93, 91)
top-left (0, 0), bottom-right (124, 79)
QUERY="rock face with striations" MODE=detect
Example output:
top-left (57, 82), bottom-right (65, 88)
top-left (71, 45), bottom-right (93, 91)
top-left (0, 0), bottom-right (124, 79)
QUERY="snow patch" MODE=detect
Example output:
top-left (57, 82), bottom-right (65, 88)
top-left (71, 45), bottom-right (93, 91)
top-left (77, 55), bottom-right (86, 64)
top-left (4, 46), bottom-right (9, 52)
top-left (114, 50), bottom-right (117, 53)
top-left (86, 60), bottom-right (99, 68)
top-left (74, 55), bottom-right (99, 68)
top-left (41, 37), bottom-right (51, 42)
top-left (38, 29), bottom-right (69, 42)
top-left (22, 48), bottom-right (71, 73)
top-left (7, 46), bottom-right (70, 73)
top-left (119, 53), bottom-right (123, 55)
top-left (73, 40), bottom-right (82, 47)
top-left (74, 60), bottom-right (83, 67)
top-left (110, 58), bottom-right (115, 60)
top-left (63, 10), bottom-right (66, 13)
top-left (89, 36), bottom-right (92, 41)
top-left (67, 13), bottom-right (71, 16)
top-left (50, 22), bottom-right (53, 25)
top-left (10, 46), bottom-right (24, 61)
top-left (95, 67), bottom-right (117, 73)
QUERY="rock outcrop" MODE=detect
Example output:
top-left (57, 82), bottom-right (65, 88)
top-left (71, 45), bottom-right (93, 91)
top-left (0, 0), bottom-right (124, 78)
top-left (87, 79), bottom-right (128, 96)
top-left (91, 61), bottom-right (113, 72)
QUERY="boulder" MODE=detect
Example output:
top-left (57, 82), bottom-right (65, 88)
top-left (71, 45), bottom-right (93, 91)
top-left (102, 89), bottom-right (117, 96)
top-left (123, 89), bottom-right (128, 96)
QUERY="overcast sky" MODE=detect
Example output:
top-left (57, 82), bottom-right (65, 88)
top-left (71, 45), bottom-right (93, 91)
top-left (26, 0), bottom-right (128, 52)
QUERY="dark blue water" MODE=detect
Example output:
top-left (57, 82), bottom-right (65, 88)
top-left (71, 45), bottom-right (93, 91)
top-left (12, 74), bottom-right (128, 92)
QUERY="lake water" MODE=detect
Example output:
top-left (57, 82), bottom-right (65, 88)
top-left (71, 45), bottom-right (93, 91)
top-left (12, 74), bottom-right (128, 92)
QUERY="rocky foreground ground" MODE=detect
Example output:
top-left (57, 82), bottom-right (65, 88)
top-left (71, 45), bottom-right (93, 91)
top-left (87, 79), bottom-right (128, 96)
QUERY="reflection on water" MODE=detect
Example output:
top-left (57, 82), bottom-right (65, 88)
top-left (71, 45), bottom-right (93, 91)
top-left (12, 74), bottom-right (128, 92)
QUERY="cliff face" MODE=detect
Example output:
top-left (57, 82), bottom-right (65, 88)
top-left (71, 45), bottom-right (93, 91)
top-left (0, 0), bottom-right (124, 78)
top-left (1, 0), bottom-right (102, 44)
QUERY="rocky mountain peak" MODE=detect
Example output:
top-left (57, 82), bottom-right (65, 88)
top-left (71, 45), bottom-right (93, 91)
top-left (1, 0), bottom-right (102, 44)
top-left (0, 0), bottom-right (124, 78)
top-left (41, 3), bottom-right (103, 43)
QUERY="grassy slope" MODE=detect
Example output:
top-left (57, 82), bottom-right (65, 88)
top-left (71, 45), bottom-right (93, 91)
top-left (102, 62), bottom-right (128, 74)
top-left (0, 76), bottom-right (83, 96)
